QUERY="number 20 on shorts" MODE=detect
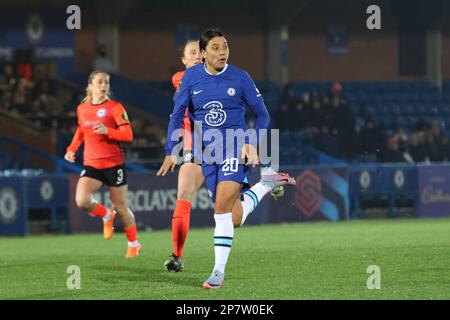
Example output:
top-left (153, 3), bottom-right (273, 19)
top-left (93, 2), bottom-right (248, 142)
top-left (222, 158), bottom-right (238, 173)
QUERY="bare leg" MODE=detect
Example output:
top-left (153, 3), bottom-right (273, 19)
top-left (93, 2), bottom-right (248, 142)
top-left (109, 185), bottom-right (134, 227)
top-left (177, 163), bottom-right (204, 201)
top-left (75, 177), bottom-right (103, 211)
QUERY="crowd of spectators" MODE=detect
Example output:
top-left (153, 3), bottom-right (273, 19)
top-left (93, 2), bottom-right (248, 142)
top-left (277, 83), bottom-right (450, 164)
top-left (277, 84), bottom-right (357, 160)
top-left (0, 60), bottom-right (164, 168)
top-left (373, 121), bottom-right (450, 163)
top-left (0, 61), bottom-right (76, 127)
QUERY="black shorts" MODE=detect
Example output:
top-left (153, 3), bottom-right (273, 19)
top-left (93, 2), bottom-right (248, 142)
top-left (80, 164), bottom-right (128, 187)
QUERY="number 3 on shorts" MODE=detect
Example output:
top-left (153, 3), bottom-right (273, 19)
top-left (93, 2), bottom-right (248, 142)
top-left (222, 158), bottom-right (238, 173)
top-left (117, 169), bottom-right (124, 184)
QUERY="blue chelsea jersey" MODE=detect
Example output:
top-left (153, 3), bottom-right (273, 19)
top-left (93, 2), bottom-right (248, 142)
top-left (166, 63), bottom-right (270, 155)
top-left (174, 63), bottom-right (263, 131)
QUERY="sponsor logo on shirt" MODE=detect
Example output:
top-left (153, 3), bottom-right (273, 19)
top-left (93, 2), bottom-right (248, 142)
top-left (96, 108), bottom-right (106, 117)
top-left (203, 101), bottom-right (227, 127)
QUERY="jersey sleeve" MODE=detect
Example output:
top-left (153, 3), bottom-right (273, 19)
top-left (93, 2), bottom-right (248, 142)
top-left (106, 103), bottom-right (133, 142)
top-left (241, 71), bottom-right (264, 107)
top-left (165, 70), bottom-right (191, 155)
top-left (66, 107), bottom-right (84, 154)
top-left (113, 103), bottom-right (130, 127)
top-left (241, 71), bottom-right (270, 144)
top-left (66, 126), bottom-right (84, 154)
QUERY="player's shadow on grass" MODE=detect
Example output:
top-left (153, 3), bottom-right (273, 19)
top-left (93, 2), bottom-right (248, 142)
top-left (90, 264), bottom-right (207, 288)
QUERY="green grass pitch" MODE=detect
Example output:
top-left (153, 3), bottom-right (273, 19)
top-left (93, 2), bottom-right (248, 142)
top-left (0, 218), bottom-right (449, 299)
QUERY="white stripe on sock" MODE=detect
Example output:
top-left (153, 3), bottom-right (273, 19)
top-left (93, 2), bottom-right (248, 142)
top-left (240, 182), bottom-right (272, 226)
top-left (128, 240), bottom-right (139, 247)
top-left (249, 182), bottom-right (272, 201)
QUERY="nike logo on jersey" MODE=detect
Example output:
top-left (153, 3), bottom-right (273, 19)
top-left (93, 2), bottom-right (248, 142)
top-left (224, 172), bottom-right (235, 176)
top-left (193, 90), bottom-right (204, 95)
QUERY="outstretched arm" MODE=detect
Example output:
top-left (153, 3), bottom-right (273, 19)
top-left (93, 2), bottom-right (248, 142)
top-left (65, 126), bottom-right (84, 162)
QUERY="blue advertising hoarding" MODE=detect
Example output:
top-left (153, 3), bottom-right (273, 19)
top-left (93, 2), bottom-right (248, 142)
top-left (0, 178), bottom-right (26, 236)
top-left (349, 164), bottom-right (418, 216)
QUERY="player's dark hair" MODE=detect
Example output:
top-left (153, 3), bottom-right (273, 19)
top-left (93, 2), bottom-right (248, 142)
top-left (199, 28), bottom-right (225, 52)
top-left (181, 39), bottom-right (199, 58)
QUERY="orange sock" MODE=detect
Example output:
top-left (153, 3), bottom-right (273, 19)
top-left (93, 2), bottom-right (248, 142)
top-left (124, 224), bottom-right (138, 242)
top-left (89, 203), bottom-right (107, 218)
top-left (172, 200), bottom-right (191, 257)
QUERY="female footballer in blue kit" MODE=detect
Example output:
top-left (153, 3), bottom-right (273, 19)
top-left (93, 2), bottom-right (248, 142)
top-left (164, 28), bottom-right (295, 289)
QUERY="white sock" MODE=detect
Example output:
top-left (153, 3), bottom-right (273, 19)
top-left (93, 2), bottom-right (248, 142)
top-left (102, 209), bottom-right (111, 222)
top-left (240, 182), bottom-right (272, 226)
top-left (128, 240), bottom-right (139, 247)
top-left (213, 213), bottom-right (234, 274)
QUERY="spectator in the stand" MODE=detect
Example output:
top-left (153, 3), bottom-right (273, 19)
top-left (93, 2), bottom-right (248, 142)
top-left (32, 79), bottom-right (63, 117)
top-left (408, 132), bottom-right (428, 163)
top-left (277, 84), bottom-right (298, 130)
top-left (381, 135), bottom-right (407, 163)
top-left (14, 48), bottom-right (34, 81)
top-left (430, 121), bottom-right (442, 139)
top-left (358, 118), bottom-right (386, 160)
top-left (12, 78), bottom-right (31, 115)
top-left (306, 98), bottom-right (324, 134)
top-left (315, 95), bottom-right (339, 156)
top-left (0, 62), bottom-right (18, 92)
top-left (93, 44), bottom-right (114, 73)
top-left (330, 81), bottom-right (342, 95)
top-left (327, 94), bottom-right (356, 158)
top-left (307, 97), bottom-right (338, 155)
top-left (394, 127), bottom-right (412, 162)
top-left (57, 87), bottom-right (77, 116)
top-left (423, 127), bottom-right (442, 162)
top-left (0, 88), bottom-right (13, 111)
top-left (393, 127), bottom-right (409, 150)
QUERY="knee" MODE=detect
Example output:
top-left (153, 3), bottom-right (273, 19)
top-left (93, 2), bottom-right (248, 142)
top-left (111, 202), bottom-right (127, 215)
top-left (215, 200), bottom-right (233, 213)
top-left (177, 188), bottom-right (197, 202)
top-left (75, 195), bottom-right (93, 211)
